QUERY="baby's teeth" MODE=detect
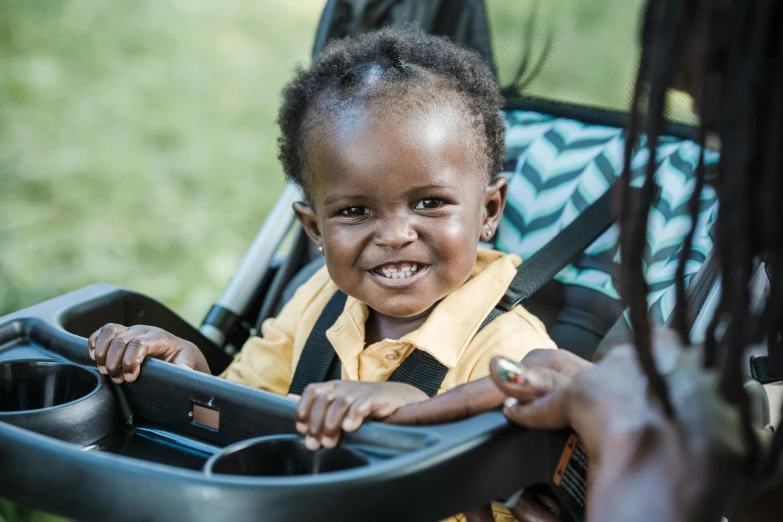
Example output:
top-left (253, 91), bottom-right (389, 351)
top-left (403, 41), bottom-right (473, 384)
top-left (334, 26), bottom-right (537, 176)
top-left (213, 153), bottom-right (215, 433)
top-left (377, 263), bottom-right (422, 279)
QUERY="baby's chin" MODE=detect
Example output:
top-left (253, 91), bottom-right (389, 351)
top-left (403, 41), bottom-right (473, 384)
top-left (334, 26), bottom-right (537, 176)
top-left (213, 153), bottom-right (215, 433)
top-left (365, 297), bottom-right (439, 320)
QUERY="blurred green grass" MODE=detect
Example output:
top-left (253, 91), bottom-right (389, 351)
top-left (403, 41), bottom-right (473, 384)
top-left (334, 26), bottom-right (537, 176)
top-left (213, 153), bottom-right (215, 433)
top-left (485, 0), bottom-right (696, 122)
top-left (0, 0), bottom-right (695, 325)
top-left (1, 1), bottom-right (322, 520)
top-left (0, 0), bottom-right (324, 324)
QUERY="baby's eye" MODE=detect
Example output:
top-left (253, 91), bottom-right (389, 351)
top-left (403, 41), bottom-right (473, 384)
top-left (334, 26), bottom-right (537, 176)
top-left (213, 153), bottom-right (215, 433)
top-left (340, 206), bottom-right (369, 216)
top-left (414, 198), bottom-right (444, 210)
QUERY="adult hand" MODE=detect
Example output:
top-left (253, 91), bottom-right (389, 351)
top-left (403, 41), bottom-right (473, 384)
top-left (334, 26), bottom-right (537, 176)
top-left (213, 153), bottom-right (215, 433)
top-left (491, 328), bottom-right (748, 522)
top-left (386, 349), bottom-right (590, 426)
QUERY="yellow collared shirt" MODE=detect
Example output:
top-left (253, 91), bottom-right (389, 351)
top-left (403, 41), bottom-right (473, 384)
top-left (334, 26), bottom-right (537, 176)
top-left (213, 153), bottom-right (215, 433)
top-left (220, 248), bottom-right (555, 522)
top-left (221, 248), bottom-right (555, 395)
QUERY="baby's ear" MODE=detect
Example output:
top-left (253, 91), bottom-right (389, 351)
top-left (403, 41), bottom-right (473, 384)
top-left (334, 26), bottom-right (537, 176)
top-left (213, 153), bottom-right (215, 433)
top-left (293, 201), bottom-right (323, 250)
top-left (481, 176), bottom-right (508, 240)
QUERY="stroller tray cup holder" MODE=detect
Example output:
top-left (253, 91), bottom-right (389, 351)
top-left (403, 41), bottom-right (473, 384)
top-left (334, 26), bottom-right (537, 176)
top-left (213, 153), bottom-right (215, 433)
top-left (0, 360), bottom-right (98, 412)
top-left (0, 284), bottom-right (585, 522)
top-left (0, 359), bottom-right (117, 445)
top-left (205, 434), bottom-right (370, 477)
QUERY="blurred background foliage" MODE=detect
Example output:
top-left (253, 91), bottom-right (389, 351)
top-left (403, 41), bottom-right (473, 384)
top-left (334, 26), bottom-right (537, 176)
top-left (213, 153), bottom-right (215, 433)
top-left (0, 0), bottom-right (694, 325)
top-left (0, 1), bottom-right (695, 520)
top-left (0, 0), bottom-right (324, 323)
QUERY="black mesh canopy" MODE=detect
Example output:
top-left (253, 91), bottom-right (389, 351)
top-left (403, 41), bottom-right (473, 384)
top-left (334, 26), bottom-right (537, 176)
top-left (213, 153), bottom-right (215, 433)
top-left (314, 0), bottom-right (697, 125)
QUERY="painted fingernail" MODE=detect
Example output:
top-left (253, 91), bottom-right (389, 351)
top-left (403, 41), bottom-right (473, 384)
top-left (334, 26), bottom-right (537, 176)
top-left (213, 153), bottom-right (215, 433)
top-left (504, 397), bottom-right (518, 409)
top-left (305, 435), bottom-right (320, 451)
top-left (497, 357), bottom-right (525, 384)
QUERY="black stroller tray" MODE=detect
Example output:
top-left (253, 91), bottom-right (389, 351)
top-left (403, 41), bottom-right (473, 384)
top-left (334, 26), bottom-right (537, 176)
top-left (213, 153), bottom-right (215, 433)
top-left (0, 284), bottom-right (584, 522)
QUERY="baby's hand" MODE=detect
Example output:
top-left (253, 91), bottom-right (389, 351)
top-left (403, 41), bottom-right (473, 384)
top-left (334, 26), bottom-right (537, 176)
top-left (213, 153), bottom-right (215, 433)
top-left (295, 381), bottom-right (427, 450)
top-left (88, 324), bottom-right (209, 384)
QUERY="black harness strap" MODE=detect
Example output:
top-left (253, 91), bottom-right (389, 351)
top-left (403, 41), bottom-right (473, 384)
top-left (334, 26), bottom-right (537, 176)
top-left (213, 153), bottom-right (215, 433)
top-left (386, 350), bottom-right (449, 397)
top-left (288, 290), bottom-right (449, 397)
top-left (480, 186), bottom-right (617, 331)
top-left (288, 273), bottom-right (518, 397)
top-left (288, 291), bottom-right (348, 396)
top-left (287, 288), bottom-right (453, 397)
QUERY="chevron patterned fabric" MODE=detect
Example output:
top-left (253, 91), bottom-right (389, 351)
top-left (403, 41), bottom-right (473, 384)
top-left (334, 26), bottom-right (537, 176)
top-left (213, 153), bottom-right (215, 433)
top-left (496, 110), bottom-right (720, 326)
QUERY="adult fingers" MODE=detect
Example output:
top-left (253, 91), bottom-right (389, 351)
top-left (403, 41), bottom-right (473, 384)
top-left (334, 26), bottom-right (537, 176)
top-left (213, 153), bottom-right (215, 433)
top-left (385, 377), bottom-right (504, 426)
top-left (490, 357), bottom-right (572, 404)
top-left (502, 388), bottom-right (572, 431)
top-left (523, 349), bottom-right (593, 378)
top-left (322, 395), bottom-right (354, 449)
top-left (92, 323), bottom-right (128, 373)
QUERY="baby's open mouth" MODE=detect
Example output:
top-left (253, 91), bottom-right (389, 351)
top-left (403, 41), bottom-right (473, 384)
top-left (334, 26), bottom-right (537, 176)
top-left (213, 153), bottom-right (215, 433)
top-left (372, 262), bottom-right (421, 279)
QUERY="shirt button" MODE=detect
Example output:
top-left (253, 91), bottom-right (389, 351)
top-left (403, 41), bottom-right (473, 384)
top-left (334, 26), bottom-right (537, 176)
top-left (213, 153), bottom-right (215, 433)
top-left (385, 352), bottom-right (399, 360)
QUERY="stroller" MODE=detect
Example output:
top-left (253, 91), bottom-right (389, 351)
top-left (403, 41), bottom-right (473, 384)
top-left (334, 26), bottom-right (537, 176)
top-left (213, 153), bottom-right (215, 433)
top-left (0, 1), bottom-right (778, 521)
top-left (204, 0), bottom-right (752, 369)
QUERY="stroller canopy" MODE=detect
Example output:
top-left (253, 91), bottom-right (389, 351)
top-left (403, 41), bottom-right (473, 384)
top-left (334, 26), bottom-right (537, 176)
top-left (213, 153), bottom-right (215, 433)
top-left (315, 0), bottom-right (697, 125)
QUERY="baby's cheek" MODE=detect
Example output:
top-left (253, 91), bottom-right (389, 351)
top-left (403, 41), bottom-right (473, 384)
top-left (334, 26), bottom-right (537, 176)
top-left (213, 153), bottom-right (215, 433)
top-left (435, 230), bottom-right (479, 289)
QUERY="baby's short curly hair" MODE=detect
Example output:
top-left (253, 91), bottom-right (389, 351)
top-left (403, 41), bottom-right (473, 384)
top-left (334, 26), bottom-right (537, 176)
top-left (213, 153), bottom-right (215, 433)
top-left (277, 27), bottom-right (505, 197)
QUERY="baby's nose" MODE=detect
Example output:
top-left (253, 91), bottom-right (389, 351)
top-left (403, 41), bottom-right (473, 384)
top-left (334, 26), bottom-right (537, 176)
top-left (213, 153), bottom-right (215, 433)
top-left (375, 216), bottom-right (417, 248)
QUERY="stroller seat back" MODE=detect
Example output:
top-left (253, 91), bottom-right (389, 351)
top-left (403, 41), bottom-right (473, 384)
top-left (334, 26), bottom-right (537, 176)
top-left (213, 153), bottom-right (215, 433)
top-left (496, 109), bottom-right (719, 358)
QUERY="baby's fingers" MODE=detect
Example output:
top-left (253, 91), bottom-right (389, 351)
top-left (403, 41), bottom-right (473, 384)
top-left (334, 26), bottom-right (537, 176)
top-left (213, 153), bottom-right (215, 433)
top-left (321, 395), bottom-right (354, 449)
top-left (88, 329), bottom-right (100, 360)
top-left (92, 324), bottom-right (128, 375)
top-left (341, 397), bottom-right (373, 433)
top-left (105, 329), bottom-right (146, 383)
top-left (300, 384), bottom-right (342, 451)
top-left (296, 383), bottom-right (336, 436)
top-left (120, 333), bottom-right (158, 383)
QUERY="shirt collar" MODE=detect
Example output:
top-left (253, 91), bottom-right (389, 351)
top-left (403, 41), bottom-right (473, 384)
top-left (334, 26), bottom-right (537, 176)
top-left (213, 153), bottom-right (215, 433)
top-left (326, 248), bottom-right (521, 373)
top-left (403, 248), bottom-right (520, 368)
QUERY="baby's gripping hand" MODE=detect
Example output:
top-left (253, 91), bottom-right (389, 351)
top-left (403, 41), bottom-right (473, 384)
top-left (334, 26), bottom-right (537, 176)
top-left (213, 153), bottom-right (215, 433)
top-left (295, 381), bottom-right (427, 451)
top-left (88, 324), bottom-right (209, 383)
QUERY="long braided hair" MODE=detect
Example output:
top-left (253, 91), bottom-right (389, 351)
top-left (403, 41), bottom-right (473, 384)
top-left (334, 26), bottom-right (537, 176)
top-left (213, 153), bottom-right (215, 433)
top-left (624, 0), bottom-right (783, 472)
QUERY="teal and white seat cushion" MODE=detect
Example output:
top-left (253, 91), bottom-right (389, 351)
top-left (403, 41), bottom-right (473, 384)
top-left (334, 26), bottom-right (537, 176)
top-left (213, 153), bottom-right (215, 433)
top-left (495, 110), bottom-right (719, 355)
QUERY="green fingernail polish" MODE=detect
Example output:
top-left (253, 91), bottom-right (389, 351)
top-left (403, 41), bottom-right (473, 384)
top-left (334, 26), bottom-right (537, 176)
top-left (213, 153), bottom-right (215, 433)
top-left (497, 357), bottom-right (525, 384)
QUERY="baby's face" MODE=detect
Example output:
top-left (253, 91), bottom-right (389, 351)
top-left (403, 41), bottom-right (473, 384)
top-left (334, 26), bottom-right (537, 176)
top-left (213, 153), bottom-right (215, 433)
top-left (300, 103), bottom-right (501, 318)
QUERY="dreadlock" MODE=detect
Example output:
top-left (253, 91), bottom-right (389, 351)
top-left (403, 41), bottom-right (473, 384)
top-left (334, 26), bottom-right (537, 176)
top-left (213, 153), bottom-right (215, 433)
top-left (626, 0), bottom-right (783, 474)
